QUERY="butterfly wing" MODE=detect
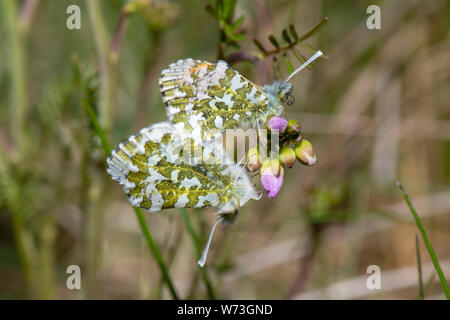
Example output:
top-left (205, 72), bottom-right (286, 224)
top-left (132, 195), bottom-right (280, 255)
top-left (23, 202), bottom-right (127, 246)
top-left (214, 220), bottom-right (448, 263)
top-left (106, 122), bottom-right (256, 213)
top-left (158, 59), bottom-right (279, 142)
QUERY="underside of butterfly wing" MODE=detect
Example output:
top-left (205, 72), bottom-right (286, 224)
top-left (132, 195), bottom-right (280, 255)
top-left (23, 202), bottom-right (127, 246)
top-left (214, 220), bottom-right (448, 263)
top-left (158, 59), bottom-right (279, 142)
top-left (106, 122), bottom-right (256, 213)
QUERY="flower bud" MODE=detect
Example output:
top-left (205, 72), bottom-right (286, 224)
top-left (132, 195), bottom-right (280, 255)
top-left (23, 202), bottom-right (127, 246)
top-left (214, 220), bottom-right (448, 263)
top-left (279, 147), bottom-right (296, 168)
top-left (260, 159), bottom-right (285, 199)
top-left (267, 116), bottom-right (288, 133)
top-left (294, 139), bottom-right (317, 166)
top-left (260, 158), bottom-right (281, 175)
top-left (287, 119), bottom-right (301, 136)
top-left (292, 132), bottom-right (303, 143)
top-left (245, 147), bottom-right (262, 172)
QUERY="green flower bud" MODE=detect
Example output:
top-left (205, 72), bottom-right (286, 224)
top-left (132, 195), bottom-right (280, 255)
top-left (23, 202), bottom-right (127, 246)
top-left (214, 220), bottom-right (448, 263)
top-left (245, 147), bottom-right (262, 172)
top-left (287, 119), bottom-right (301, 136)
top-left (279, 147), bottom-right (296, 168)
top-left (260, 158), bottom-right (281, 177)
top-left (294, 139), bottom-right (317, 166)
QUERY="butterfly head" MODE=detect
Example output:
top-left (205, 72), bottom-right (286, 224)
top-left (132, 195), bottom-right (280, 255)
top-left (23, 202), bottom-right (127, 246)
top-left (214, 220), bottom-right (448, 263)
top-left (264, 50), bottom-right (323, 108)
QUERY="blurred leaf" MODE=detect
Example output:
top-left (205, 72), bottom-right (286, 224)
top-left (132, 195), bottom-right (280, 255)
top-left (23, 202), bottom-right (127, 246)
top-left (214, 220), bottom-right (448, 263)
top-left (282, 29), bottom-right (292, 44)
top-left (253, 38), bottom-right (267, 53)
top-left (298, 16), bottom-right (328, 41)
top-left (205, 4), bottom-right (217, 18)
top-left (284, 54), bottom-right (294, 74)
top-left (273, 56), bottom-right (281, 79)
top-left (397, 181), bottom-right (450, 300)
top-left (289, 24), bottom-right (299, 41)
top-left (292, 47), bottom-right (311, 68)
top-left (216, 0), bottom-right (225, 20)
top-left (232, 15), bottom-right (244, 30)
top-left (416, 235), bottom-right (424, 300)
top-left (268, 34), bottom-right (280, 48)
top-left (222, 0), bottom-right (230, 21)
top-left (227, 32), bottom-right (244, 42)
top-left (123, 0), bottom-right (149, 14)
top-left (226, 0), bottom-right (237, 23)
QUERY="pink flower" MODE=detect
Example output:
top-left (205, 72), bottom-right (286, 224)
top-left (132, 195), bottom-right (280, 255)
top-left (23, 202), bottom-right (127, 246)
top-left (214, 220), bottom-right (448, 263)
top-left (267, 116), bottom-right (288, 133)
top-left (260, 159), bottom-right (285, 199)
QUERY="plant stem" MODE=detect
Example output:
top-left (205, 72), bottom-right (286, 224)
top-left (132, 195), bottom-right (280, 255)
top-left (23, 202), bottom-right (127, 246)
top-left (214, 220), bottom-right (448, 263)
top-left (18, 0), bottom-right (40, 33)
top-left (415, 235), bottom-right (424, 299)
top-left (0, 154), bottom-right (37, 297)
top-left (86, 1), bottom-right (129, 297)
top-left (83, 100), bottom-right (113, 154)
top-left (86, 0), bottom-right (115, 135)
top-left (297, 17), bottom-right (328, 42)
top-left (1, 0), bottom-right (27, 156)
top-left (397, 181), bottom-right (450, 300)
top-left (258, 17), bottom-right (328, 58)
top-left (225, 51), bottom-right (268, 84)
top-left (133, 207), bottom-right (179, 299)
top-left (83, 100), bottom-right (179, 300)
top-left (0, 0), bottom-right (40, 297)
top-left (180, 209), bottom-right (216, 299)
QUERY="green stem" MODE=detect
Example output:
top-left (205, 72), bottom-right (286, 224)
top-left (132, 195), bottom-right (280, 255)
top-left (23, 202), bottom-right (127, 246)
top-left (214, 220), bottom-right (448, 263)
top-left (0, 154), bottom-right (37, 297)
top-left (1, 0), bottom-right (27, 155)
top-left (86, 1), bottom-right (126, 297)
top-left (397, 181), bottom-right (450, 300)
top-left (83, 100), bottom-right (179, 300)
top-left (260, 17), bottom-right (328, 58)
top-left (83, 100), bottom-right (112, 154)
top-left (180, 209), bottom-right (216, 299)
top-left (415, 235), bottom-right (424, 300)
top-left (86, 0), bottom-right (115, 135)
top-left (133, 207), bottom-right (179, 299)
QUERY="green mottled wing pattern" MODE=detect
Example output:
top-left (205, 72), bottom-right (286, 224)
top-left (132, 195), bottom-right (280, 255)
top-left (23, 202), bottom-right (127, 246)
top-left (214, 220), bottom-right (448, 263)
top-left (106, 122), bottom-right (256, 213)
top-left (158, 59), bottom-right (279, 141)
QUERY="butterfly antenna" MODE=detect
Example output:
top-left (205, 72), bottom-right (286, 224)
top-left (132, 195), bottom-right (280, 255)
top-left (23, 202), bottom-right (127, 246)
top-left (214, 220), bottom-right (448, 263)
top-left (285, 50), bottom-right (323, 83)
top-left (198, 219), bottom-right (222, 267)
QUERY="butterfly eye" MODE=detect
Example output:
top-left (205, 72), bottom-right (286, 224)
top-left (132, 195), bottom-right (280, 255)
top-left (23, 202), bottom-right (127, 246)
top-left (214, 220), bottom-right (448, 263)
top-left (281, 93), bottom-right (295, 105)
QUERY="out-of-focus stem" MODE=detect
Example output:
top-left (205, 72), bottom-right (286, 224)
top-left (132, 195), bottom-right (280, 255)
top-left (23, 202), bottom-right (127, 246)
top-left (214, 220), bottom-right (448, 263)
top-left (0, 0), bottom-right (42, 298)
top-left (110, 10), bottom-right (128, 63)
top-left (83, 100), bottom-right (180, 299)
top-left (39, 216), bottom-right (56, 299)
top-left (86, 0), bottom-right (115, 135)
top-left (0, 154), bottom-right (37, 297)
top-left (18, 0), bottom-right (40, 33)
top-left (1, 0), bottom-right (27, 156)
top-left (180, 209), bottom-right (216, 299)
top-left (85, 1), bottom-right (129, 298)
top-left (85, 0), bottom-right (111, 298)
top-left (225, 51), bottom-right (268, 84)
top-left (397, 181), bottom-right (450, 300)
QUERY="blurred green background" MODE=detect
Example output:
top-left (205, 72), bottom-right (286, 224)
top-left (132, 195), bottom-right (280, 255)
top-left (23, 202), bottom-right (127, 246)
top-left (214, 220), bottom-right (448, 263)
top-left (0, 0), bottom-right (449, 299)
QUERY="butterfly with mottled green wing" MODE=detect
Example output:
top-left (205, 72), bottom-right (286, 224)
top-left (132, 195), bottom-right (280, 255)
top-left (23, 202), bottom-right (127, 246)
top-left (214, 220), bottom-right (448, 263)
top-left (106, 122), bottom-right (260, 266)
top-left (158, 51), bottom-right (323, 143)
top-left (106, 122), bottom-right (258, 218)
